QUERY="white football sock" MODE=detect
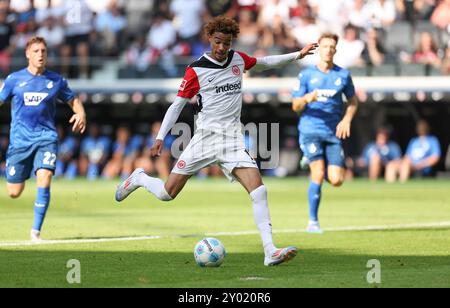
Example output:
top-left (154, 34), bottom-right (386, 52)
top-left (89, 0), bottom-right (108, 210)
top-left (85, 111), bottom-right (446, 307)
top-left (136, 173), bottom-right (173, 202)
top-left (250, 185), bottom-right (276, 256)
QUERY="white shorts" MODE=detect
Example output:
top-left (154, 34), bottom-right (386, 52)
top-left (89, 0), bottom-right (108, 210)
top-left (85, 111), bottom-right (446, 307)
top-left (172, 130), bottom-right (259, 182)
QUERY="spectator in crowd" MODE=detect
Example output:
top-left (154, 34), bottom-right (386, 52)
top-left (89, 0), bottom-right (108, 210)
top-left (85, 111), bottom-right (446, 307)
top-left (146, 13), bottom-right (177, 77)
top-left (400, 31), bottom-right (441, 70)
top-left (396, 0), bottom-right (436, 23)
top-left (290, 0), bottom-right (313, 21)
top-left (170, 0), bottom-right (206, 45)
top-left (11, 16), bottom-right (38, 51)
top-left (79, 124), bottom-right (112, 180)
top-left (135, 122), bottom-right (175, 179)
top-left (121, 0), bottom-right (154, 35)
top-left (258, 0), bottom-right (290, 30)
top-left (0, 9), bottom-right (14, 75)
top-left (358, 128), bottom-right (403, 183)
top-left (260, 12), bottom-right (297, 52)
top-left (60, 0), bottom-right (94, 78)
top-left (362, 27), bottom-right (386, 68)
top-left (335, 24), bottom-right (365, 68)
top-left (95, 0), bottom-right (128, 56)
top-left (36, 16), bottom-right (65, 58)
top-left (10, 0), bottom-right (35, 26)
top-left (413, 31), bottom-right (441, 67)
top-left (309, 0), bottom-right (350, 34)
top-left (291, 15), bottom-right (321, 50)
top-left (235, 9), bottom-right (260, 54)
top-left (102, 126), bottom-right (143, 179)
top-left (431, 0), bottom-right (450, 31)
top-left (349, 0), bottom-right (369, 29)
top-left (400, 119), bottom-right (441, 182)
top-left (125, 35), bottom-right (154, 75)
top-left (35, 0), bottom-right (65, 25)
top-left (364, 0), bottom-right (397, 37)
top-left (55, 125), bottom-right (79, 180)
top-left (205, 0), bottom-right (236, 17)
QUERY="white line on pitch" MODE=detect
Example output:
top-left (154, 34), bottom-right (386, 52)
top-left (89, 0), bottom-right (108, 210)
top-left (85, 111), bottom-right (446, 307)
top-left (1, 221), bottom-right (450, 248)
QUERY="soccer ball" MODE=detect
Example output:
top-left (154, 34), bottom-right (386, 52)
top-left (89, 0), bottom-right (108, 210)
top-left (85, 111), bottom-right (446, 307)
top-left (194, 238), bottom-right (226, 268)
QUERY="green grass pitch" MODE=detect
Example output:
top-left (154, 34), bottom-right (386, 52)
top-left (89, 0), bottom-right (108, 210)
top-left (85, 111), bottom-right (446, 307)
top-left (0, 178), bottom-right (449, 288)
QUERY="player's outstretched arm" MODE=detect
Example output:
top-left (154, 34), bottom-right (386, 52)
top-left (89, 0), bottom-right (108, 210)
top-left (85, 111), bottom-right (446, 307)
top-left (151, 97), bottom-right (188, 157)
top-left (68, 97), bottom-right (87, 134)
top-left (336, 96), bottom-right (359, 140)
top-left (251, 43), bottom-right (318, 72)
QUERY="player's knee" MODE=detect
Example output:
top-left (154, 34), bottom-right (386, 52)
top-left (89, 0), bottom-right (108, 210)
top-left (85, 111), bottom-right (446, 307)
top-left (8, 190), bottom-right (22, 199)
top-left (161, 186), bottom-right (176, 202)
top-left (250, 185), bottom-right (267, 203)
top-left (329, 177), bottom-right (344, 187)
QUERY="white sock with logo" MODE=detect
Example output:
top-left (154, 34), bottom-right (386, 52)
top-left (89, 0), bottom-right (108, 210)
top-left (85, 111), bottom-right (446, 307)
top-left (250, 186), bottom-right (277, 256)
top-left (136, 173), bottom-right (173, 202)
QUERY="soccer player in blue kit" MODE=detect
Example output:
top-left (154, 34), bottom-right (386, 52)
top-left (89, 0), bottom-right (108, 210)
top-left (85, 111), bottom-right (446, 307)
top-left (292, 33), bottom-right (359, 234)
top-left (0, 37), bottom-right (86, 241)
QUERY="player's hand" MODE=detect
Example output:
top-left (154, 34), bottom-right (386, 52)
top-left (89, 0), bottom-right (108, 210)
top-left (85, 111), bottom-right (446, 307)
top-left (69, 113), bottom-right (86, 134)
top-left (306, 90), bottom-right (318, 103)
top-left (151, 139), bottom-right (164, 157)
top-left (298, 43), bottom-right (319, 59)
top-left (336, 119), bottom-right (351, 140)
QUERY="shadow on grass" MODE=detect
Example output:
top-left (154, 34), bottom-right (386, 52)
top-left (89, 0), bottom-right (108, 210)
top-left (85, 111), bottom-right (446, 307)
top-left (0, 249), bottom-right (449, 288)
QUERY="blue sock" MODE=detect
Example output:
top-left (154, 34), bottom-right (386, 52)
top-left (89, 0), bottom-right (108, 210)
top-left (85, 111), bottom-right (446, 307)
top-left (55, 161), bottom-right (64, 177)
top-left (32, 188), bottom-right (51, 232)
top-left (65, 161), bottom-right (78, 180)
top-left (308, 182), bottom-right (322, 222)
top-left (87, 164), bottom-right (99, 181)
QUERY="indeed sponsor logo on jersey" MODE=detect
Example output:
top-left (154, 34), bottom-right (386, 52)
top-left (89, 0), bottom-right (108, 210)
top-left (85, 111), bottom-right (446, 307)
top-left (23, 92), bottom-right (49, 106)
top-left (215, 82), bottom-right (242, 94)
top-left (316, 89), bottom-right (338, 102)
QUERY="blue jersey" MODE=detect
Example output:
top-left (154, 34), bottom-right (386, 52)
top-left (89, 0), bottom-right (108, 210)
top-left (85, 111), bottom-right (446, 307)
top-left (0, 69), bottom-right (75, 150)
top-left (362, 141), bottom-right (402, 164)
top-left (293, 65), bottom-right (355, 136)
top-left (406, 136), bottom-right (441, 164)
top-left (81, 136), bottom-right (112, 163)
top-left (113, 135), bottom-right (144, 157)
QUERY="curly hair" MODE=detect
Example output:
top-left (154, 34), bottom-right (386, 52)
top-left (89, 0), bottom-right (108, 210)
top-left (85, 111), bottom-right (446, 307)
top-left (204, 16), bottom-right (240, 37)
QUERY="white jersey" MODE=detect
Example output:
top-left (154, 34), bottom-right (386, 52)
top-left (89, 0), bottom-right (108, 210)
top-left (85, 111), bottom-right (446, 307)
top-left (177, 50), bottom-right (257, 133)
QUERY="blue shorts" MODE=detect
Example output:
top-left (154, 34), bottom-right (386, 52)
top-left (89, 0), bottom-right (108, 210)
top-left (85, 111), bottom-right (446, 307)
top-left (300, 134), bottom-right (345, 168)
top-left (6, 142), bottom-right (58, 184)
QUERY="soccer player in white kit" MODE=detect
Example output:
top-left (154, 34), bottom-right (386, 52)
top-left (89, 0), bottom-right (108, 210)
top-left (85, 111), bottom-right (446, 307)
top-left (116, 17), bottom-right (318, 266)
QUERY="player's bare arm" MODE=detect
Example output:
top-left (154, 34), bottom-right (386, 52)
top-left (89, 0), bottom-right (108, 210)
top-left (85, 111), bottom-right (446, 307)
top-left (68, 97), bottom-right (87, 134)
top-left (336, 96), bottom-right (358, 140)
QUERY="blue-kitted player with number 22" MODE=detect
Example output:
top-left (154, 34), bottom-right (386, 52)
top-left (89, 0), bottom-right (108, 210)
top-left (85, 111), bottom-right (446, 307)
top-left (0, 37), bottom-right (86, 241)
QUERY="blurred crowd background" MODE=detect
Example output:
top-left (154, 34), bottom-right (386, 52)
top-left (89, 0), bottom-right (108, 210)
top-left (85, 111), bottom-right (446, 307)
top-left (0, 0), bottom-right (450, 79)
top-left (1, 0), bottom-right (450, 182)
